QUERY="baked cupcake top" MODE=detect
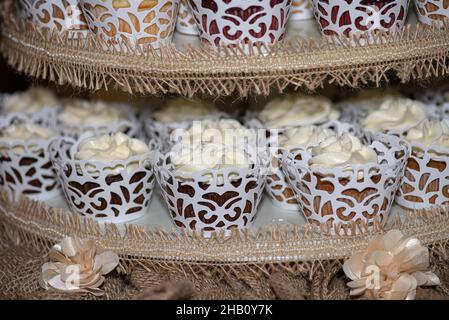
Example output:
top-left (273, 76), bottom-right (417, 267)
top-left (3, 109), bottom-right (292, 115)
top-left (309, 134), bottom-right (378, 170)
top-left (58, 100), bottom-right (127, 127)
top-left (175, 119), bottom-right (255, 147)
top-left (0, 123), bottom-right (56, 142)
top-left (4, 87), bottom-right (59, 114)
top-left (258, 95), bottom-right (340, 129)
top-left (75, 132), bottom-right (149, 164)
top-left (279, 126), bottom-right (334, 149)
top-left (361, 98), bottom-right (427, 132)
top-left (405, 120), bottom-right (449, 149)
top-left (153, 98), bottom-right (219, 124)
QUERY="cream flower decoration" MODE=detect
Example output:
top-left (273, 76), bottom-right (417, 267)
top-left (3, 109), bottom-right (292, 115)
top-left (343, 230), bottom-right (440, 300)
top-left (40, 237), bottom-right (119, 297)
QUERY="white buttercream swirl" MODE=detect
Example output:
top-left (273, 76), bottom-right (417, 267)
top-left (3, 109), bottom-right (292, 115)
top-left (0, 123), bottom-right (56, 142)
top-left (153, 98), bottom-right (219, 124)
top-left (405, 120), bottom-right (449, 155)
top-left (279, 126), bottom-right (334, 149)
top-left (343, 88), bottom-right (403, 112)
top-left (361, 98), bottom-right (427, 133)
top-left (4, 87), bottom-right (59, 114)
top-left (259, 95), bottom-right (340, 129)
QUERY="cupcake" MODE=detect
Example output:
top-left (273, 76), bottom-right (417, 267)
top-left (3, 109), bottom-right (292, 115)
top-left (397, 119), bottom-right (449, 209)
top-left (0, 114), bottom-right (59, 201)
top-left (254, 95), bottom-right (340, 129)
top-left (144, 98), bottom-right (224, 144)
top-left (153, 119), bottom-right (267, 234)
top-left (57, 99), bottom-right (140, 138)
top-left (282, 132), bottom-right (408, 231)
top-left (361, 98), bottom-right (429, 134)
top-left (50, 132), bottom-right (155, 223)
top-left (0, 87), bottom-right (60, 122)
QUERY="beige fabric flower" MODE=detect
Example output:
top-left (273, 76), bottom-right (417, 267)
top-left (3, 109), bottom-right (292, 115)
top-left (343, 230), bottom-right (440, 300)
top-left (40, 237), bottom-right (119, 297)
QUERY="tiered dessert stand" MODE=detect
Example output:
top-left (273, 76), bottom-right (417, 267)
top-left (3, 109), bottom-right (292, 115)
top-left (1, 1), bottom-right (449, 300)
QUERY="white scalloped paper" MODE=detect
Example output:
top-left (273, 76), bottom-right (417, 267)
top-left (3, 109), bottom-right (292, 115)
top-left (290, 0), bottom-right (313, 21)
top-left (153, 149), bottom-right (268, 235)
top-left (414, 0), bottom-right (449, 25)
top-left (79, 0), bottom-right (180, 50)
top-left (49, 134), bottom-right (156, 223)
top-left (18, 0), bottom-right (89, 38)
top-left (281, 133), bottom-right (409, 230)
top-left (266, 120), bottom-right (363, 211)
top-left (0, 114), bottom-right (60, 202)
top-left (176, 0), bottom-right (198, 35)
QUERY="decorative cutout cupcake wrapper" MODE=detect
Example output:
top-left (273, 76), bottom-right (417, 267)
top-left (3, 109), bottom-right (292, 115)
top-left (265, 120), bottom-right (363, 211)
top-left (396, 141), bottom-right (449, 209)
top-left (187, 0), bottom-right (292, 48)
top-left (79, 0), bottom-right (180, 50)
top-left (281, 133), bottom-right (409, 229)
top-left (49, 135), bottom-right (156, 223)
top-left (290, 0), bottom-right (313, 21)
top-left (0, 114), bottom-right (60, 202)
top-left (153, 151), bottom-right (267, 234)
top-left (176, 0), bottom-right (198, 35)
top-left (414, 0), bottom-right (449, 25)
top-left (311, 0), bottom-right (410, 38)
top-left (18, 0), bottom-right (89, 37)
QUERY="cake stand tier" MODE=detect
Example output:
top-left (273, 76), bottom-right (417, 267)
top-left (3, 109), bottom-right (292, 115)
top-left (2, 7), bottom-right (449, 97)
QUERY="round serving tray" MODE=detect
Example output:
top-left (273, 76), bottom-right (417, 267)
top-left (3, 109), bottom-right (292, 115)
top-left (2, 3), bottom-right (449, 98)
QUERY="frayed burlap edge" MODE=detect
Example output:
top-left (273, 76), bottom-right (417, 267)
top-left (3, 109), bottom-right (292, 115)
top-left (1, 3), bottom-right (449, 97)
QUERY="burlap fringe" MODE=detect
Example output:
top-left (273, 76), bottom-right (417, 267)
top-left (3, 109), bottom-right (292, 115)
top-left (2, 4), bottom-right (449, 97)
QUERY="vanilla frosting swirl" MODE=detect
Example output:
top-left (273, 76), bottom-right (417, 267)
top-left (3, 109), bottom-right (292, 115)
top-left (361, 98), bottom-right (427, 132)
top-left (406, 120), bottom-right (449, 149)
top-left (4, 87), bottom-right (59, 114)
top-left (259, 95), bottom-right (340, 129)
top-left (0, 123), bottom-right (56, 142)
top-left (153, 98), bottom-right (219, 124)
top-left (343, 88), bottom-right (403, 111)
top-left (279, 126), bottom-right (334, 149)
top-left (58, 100), bottom-right (127, 127)
top-left (75, 133), bottom-right (149, 174)
top-left (309, 134), bottom-right (378, 169)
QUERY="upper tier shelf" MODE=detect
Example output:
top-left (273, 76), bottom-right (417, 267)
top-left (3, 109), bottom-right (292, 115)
top-left (1, 10), bottom-right (449, 97)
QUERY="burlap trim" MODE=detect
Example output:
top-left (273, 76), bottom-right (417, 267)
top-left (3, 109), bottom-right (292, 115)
top-left (2, 4), bottom-right (449, 97)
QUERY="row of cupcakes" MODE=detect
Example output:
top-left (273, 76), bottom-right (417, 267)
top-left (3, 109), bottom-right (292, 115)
top-left (1, 86), bottom-right (449, 234)
top-left (15, 1), bottom-right (449, 51)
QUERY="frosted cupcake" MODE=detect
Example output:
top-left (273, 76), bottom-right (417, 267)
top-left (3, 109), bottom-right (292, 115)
top-left (253, 95), bottom-right (340, 130)
top-left (0, 114), bottom-right (59, 201)
top-left (397, 120), bottom-right (449, 209)
top-left (153, 121), bottom-right (267, 234)
top-left (50, 132), bottom-right (155, 223)
top-left (282, 132), bottom-right (408, 231)
top-left (361, 98), bottom-right (428, 134)
top-left (58, 99), bottom-right (140, 138)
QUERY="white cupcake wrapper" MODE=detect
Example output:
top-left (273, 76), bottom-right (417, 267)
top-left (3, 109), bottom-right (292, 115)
top-left (176, 0), bottom-right (198, 35)
top-left (311, 0), bottom-right (410, 39)
top-left (188, 0), bottom-right (292, 48)
top-left (281, 133), bottom-right (409, 228)
top-left (18, 0), bottom-right (89, 38)
top-left (266, 120), bottom-right (363, 211)
top-left (290, 0), bottom-right (313, 21)
top-left (414, 0), bottom-right (449, 25)
top-left (0, 114), bottom-right (60, 201)
top-left (79, 0), bottom-right (179, 50)
top-left (49, 133), bottom-right (156, 223)
top-left (153, 150), bottom-right (268, 234)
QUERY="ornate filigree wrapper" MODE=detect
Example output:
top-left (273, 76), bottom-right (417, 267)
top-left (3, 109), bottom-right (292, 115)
top-left (153, 149), bottom-right (268, 235)
top-left (281, 133), bottom-right (409, 231)
top-left (188, 0), bottom-right (292, 49)
top-left (0, 114), bottom-right (60, 201)
top-left (414, 0), bottom-right (449, 25)
top-left (49, 134), bottom-right (156, 223)
top-left (343, 229), bottom-right (440, 300)
top-left (18, 0), bottom-right (89, 38)
top-left (290, 0), bottom-right (313, 21)
top-left (266, 121), bottom-right (362, 211)
top-left (40, 237), bottom-right (119, 297)
top-left (79, 0), bottom-right (180, 50)
top-left (176, 0), bottom-right (198, 35)
top-left (311, 0), bottom-right (410, 39)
